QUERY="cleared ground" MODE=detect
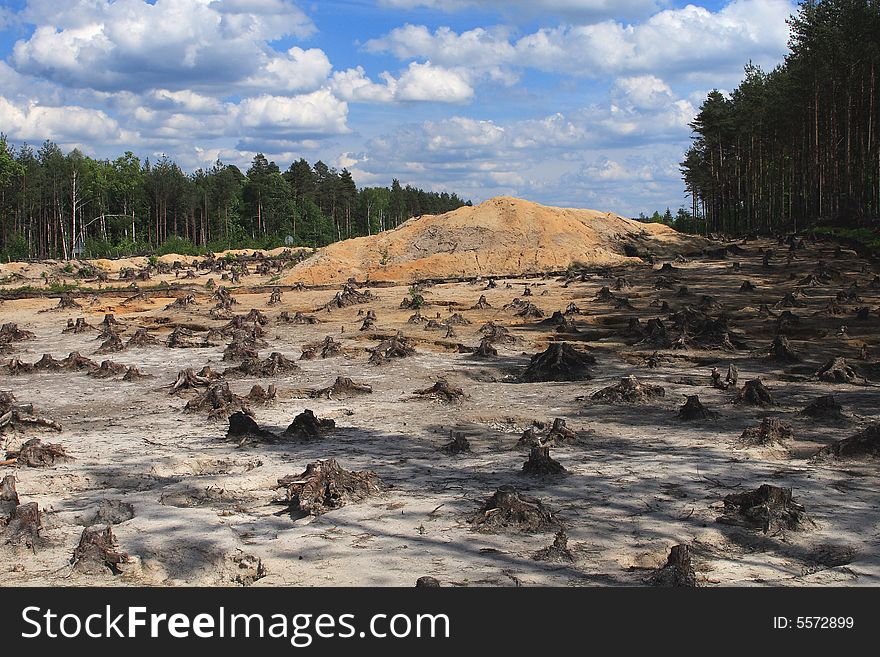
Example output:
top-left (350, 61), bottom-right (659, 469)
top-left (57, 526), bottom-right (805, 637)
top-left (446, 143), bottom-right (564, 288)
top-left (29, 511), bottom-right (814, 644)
top-left (1, 235), bottom-right (879, 586)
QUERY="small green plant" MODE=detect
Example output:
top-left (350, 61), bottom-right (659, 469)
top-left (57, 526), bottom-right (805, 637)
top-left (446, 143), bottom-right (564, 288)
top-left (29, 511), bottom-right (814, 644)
top-left (380, 247), bottom-right (390, 266)
top-left (62, 262), bottom-right (75, 274)
top-left (147, 255), bottom-right (159, 267)
top-left (407, 285), bottom-right (424, 309)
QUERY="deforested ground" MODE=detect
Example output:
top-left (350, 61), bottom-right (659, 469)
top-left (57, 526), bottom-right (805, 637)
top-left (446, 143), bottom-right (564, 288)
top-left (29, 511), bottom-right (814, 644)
top-left (1, 226), bottom-right (879, 587)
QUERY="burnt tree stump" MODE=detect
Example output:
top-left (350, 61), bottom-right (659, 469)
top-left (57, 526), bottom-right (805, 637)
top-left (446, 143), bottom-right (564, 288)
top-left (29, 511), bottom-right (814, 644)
top-left (649, 545), bottom-right (697, 587)
top-left (522, 445), bottom-right (566, 476)
top-left (276, 459), bottom-right (382, 517)
top-left (718, 484), bottom-right (808, 534)
top-left (71, 526), bottom-right (128, 575)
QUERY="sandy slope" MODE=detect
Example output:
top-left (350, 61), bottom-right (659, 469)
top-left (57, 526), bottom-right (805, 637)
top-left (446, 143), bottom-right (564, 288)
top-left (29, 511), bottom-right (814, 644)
top-left (282, 197), bottom-right (710, 286)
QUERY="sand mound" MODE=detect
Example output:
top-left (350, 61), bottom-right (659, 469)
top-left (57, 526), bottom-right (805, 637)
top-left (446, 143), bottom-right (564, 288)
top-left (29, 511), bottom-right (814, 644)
top-left (281, 197), bottom-right (708, 285)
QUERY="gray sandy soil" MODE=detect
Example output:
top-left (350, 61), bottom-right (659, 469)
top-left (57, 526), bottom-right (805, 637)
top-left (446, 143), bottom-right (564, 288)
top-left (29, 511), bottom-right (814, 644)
top-left (1, 237), bottom-right (879, 586)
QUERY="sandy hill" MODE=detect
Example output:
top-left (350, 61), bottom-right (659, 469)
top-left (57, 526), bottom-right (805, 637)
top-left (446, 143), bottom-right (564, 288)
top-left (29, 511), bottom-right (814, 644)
top-left (282, 196), bottom-right (709, 285)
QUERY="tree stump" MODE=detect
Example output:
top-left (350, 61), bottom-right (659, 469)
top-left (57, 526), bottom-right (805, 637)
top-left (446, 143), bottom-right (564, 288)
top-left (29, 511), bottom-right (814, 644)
top-left (518, 342), bottom-right (595, 382)
top-left (591, 376), bottom-right (665, 403)
top-left (33, 354), bottom-right (65, 371)
top-left (171, 368), bottom-right (216, 392)
top-left (441, 432), bottom-right (471, 455)
top-left (415, 379), bottom-right (465, 403)
top-left (0, 475), bottom-right (19, 517)
top-left (718, 484), bottom-right (808, 534)
top-left (471, 295), bottom-right (492, 309)
top-left (62, 318), bottom-right (95, 334)
top-left (736, 379), bottom-right (775, 407)
top-left (472, 337), bottom-right (498, 358)
top-left (818, 424), bottom-right (880, 458)
top-left (62, 351), bottom-right (99, 372)
top-left (470, 486), bottom-right (559, 533)
top-left (739, 281), bottom-right (756, 293)
top-left (246, 384), bottom-right (277, 404)
top-left (125, 328), bottom-right (159, 348)
top-left (765, 334), bottom-right (800, 363)
top-left (276, 459), bottom-right (382, 516)
top-left (72, 526), bottom-right (128, 575)
top-left (311, 376), bottom-right (373, 399)
top-left (268, 288), bottom-right (282, 306)
top-left (285, 410), bottom-right (335, 439)
top-left (815, 357), bottom-right (863, 384)
top-left (649, 544), bottom-right (697, 587)
top-left (640, 318), bottom-right (671, 348)
top-left (800, 394), bottom-right (846, 421)
top-left (324, 284), bottom-right (373, 310)
top-left (227, 411), bottom-right (276, 443)
top-left (678, 395), bottom-right (718, 420)
top-left (740, 418), bottom-right (793, 446)
top-left (9, 438), bottom-right (71, 467)
top-left (369, 332), bottom-right (416, 364)
top-left (532, 529), bottom-right (574, 563)
top-left (1, 501), bottom-right (43, 550)
top-left (95, 334), bottom-right (124, 354)
top-left (522, 445), bottom-right (566, 476)
top-left (163, 295), bottom-right (197, 311)
top-left (415, 576), bottom-right (441, 587)
top-left (184, 382), bottom-right (250, 420)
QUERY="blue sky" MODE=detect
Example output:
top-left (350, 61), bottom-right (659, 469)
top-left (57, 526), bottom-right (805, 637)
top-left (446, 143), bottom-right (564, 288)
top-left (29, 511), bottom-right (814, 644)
top-left (0, 0), bottom-right (797, 215)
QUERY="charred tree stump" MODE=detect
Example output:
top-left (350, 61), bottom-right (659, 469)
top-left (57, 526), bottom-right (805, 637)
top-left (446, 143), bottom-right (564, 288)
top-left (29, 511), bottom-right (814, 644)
top-left (163, 295), bottom-right (197, 311)
top-left (800, 394), bottom-right (846, 421)
top-left (471, 295), bottom-right (492, 309)
top-left (591, 376), bottom-right (665, 403)
top-left (740, 418), bottom-right (793, 446)
top-left (1, 501), bottom-right (43, 550)
top-left (184, 382), bottom-right (249, 420)
top-left (532, 529), bottom-right (575, 563)
top-left (765, 334), bottom-right (800, 363)
top-left (125, 328), bottom-right (159, 348)
top-left (815, 357), bottom-right (863, 384)
top-left (678, 395), bottom-right (718, 420)
top-left (95, 334), bottom-right (124, 354)
top-left (472, 337), bottom-right (498, 358)
top-left (518, 342), bottom-right (595, 382)
top-left (246, 384), bottom-right (277, 404)
top-left (62, 318), bottom-right (95, 334)
top-left (469, 486), bottom-right (559, 533)
top-left (9, 438), bottom-right (71, 467)
top-left (369, 332), bottom-right (416, 364)
top-left (415, 379), bottom-right (465, 403)
top-left (415, 576), bottom-right (441, 587)
top-left (818, 424), bottom-right (880, 458)
top-left (71, 526), bottom-right (128, 575)
top-left (311, 377), bottom-right (373, 399)
top-left (440, 432), bottom-right (471, 455)
top-left (171, 368), bottom-right (216, 392)
top-left (268, 288), bottom-right (282, 306)
top-left (710, 367), bottom-right (729, 390)
top-left (227, 411), bottom-right (276, 443)
top-left (0, 475), bottom-right (19, 516)
top-left (718, 484), bottom-right (808, 534)
top-left (736, 379), bottom-right (775, 407)
top-left (284, 410), bottom-right (335, 439)
top-left (276, 459), bottom-right (382, 516)
top-left (649, 545), bottom-right (697, 587)
top-left (522, 445), bottom-right (566, 476)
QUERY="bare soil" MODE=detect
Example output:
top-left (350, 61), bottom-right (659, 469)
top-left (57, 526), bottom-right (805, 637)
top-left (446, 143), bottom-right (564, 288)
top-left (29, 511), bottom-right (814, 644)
top-left (1, 231), bottom-right (879, 587)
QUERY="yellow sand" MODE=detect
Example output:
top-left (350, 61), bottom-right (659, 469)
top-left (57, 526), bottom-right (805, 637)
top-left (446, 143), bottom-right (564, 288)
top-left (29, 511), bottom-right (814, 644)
top-left (281, 196), bottom-right (708, 285)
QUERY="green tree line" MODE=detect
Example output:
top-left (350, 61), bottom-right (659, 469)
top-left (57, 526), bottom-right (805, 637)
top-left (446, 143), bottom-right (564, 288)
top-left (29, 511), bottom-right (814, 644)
top-left (681, 0), bottom-right (880, 235)
top-left (0, 140), bottom-right (470, 261)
